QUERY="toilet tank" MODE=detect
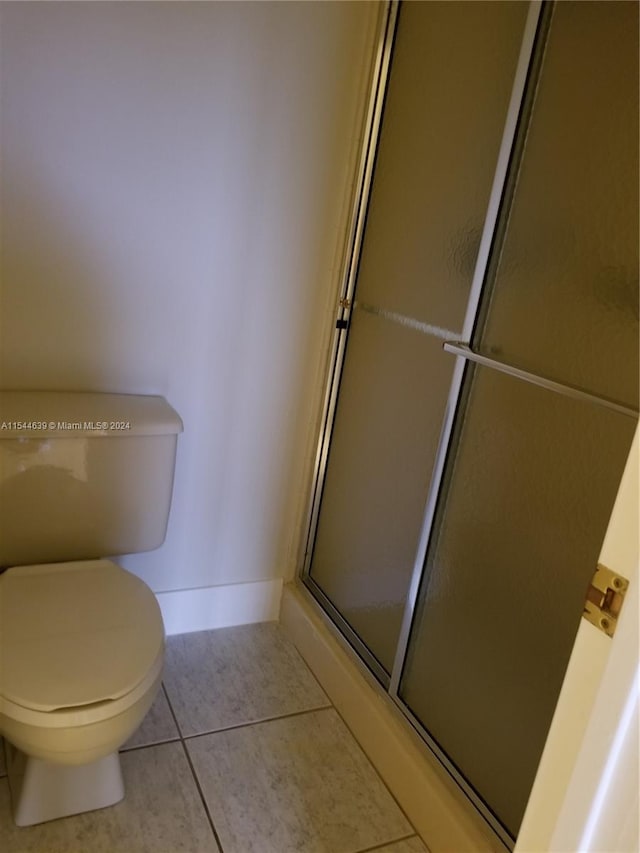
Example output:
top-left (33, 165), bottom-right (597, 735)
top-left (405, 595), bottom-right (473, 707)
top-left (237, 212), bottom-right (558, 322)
top-left (0, 391), bottom-right (183, 568)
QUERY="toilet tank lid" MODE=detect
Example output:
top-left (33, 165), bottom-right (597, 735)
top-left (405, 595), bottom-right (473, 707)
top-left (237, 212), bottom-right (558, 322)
top-left (0, 391), bottom-right (183, 438)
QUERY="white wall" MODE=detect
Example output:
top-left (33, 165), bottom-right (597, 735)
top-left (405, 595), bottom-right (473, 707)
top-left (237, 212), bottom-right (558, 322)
top-left (0, 2), bottom-right (377, 595)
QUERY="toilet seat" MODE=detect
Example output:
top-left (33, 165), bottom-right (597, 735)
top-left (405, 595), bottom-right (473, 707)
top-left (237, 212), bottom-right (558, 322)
top-left (0, 647), bottom-right (164, 730)
top-left (0, 559), bottom-right (164, 721)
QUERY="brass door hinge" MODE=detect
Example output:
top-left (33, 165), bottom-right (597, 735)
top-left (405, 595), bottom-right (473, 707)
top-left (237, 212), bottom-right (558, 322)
top-left (583, 563), bottom-right (628, 637)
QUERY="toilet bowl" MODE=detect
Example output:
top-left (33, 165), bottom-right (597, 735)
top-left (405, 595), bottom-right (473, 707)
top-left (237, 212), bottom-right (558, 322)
top-left (0, 390), bottom-right (182, 826)
top-left (0, 559), bottom-right (165, 826)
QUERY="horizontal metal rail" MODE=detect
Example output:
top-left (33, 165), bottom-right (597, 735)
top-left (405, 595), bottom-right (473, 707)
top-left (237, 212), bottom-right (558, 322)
top-left (443, 342), bottom-right (639, 420)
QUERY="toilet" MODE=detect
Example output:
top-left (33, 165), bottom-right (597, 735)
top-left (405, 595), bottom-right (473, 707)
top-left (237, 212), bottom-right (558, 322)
top-left (0, 390), bottom-right (183, 826)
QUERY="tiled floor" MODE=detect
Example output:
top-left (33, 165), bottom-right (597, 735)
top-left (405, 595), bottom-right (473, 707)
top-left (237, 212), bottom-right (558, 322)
top-left (0, 622), bottom-right (428, 853)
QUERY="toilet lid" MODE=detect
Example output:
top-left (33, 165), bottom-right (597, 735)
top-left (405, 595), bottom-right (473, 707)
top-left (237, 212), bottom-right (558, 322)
top-left (0, 559), bottom-right (164, 712)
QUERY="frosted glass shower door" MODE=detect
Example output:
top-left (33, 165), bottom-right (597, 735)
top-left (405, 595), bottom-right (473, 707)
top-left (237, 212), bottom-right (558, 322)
top-left (304, 1), bottom-right (528, 679)
top-left (303, 0), bottom-right (637, 845)
top-left (399, 0), bottom-right (639, 841)
top-left (398, 368), bottom-right (636, 837)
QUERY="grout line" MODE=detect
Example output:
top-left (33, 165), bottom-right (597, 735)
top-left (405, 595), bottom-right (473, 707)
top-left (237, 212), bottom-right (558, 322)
top-left (353, 833), bottom-right (422, 853)
top-left (182, 703), bottom-right (334, 741)
top-left (276, 620), bottom-right (422, 839)
top-left (278, 636), bottom-right (422, 843)
top-left (179, 740), bottom-right (226, 853)
top-left (162, 682), bottom-right (185, 739)
top-left (162, 683), bottom-right (226, 853)
top-left (322, 700), bottom-right (421, 840)
top-left (120, 737), bottom-right (181, 754)
top-left (163, 629), bottom-right (421, 849)
top-left (162, 674), bottom-right (420, 852)
top-left (281, 623), bottom-right (334, 706)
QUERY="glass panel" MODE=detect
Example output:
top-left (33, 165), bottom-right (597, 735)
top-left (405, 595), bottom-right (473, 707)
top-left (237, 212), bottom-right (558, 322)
top-left (309, 309), bottom-right (455, 674)
top-left (478, 1), bottom-right (639, 408)
top-left (399, 366), bottom-right (637, 837)
top-left (307, 0), bottom-right (527, 676)
top-left (355, 1), bottom-right (527, 333)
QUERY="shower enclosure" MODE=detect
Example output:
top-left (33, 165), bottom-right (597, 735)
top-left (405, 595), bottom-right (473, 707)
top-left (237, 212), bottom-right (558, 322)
top-left (300, 1), bottom-right (639, 845)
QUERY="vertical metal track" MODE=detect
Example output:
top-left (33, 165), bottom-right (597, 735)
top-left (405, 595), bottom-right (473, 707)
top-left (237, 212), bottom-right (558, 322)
top-left (388, 0), bottom-right (547, 698)
top-left (301, 1), bottom-right (399, 580)
top-left (385, 3), bottom-right (551, 847)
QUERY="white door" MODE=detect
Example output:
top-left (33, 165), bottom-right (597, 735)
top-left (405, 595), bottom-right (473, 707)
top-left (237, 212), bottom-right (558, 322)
top-left (516, 427), bottom-right (639, 852)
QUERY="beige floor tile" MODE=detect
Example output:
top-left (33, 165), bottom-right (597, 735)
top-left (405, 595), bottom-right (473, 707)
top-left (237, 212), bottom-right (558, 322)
top-left (187, 707), bottom-right (412, 853)
top-left (122, 685), bottom-right (179, 750)
top-left (164, 623), bottom-right (329, 735)
top-left (0, 742), bottom-right (219, 853)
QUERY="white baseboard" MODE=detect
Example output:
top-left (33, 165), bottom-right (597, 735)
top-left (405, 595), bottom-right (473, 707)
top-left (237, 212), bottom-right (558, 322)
top-left (280, 582), bottom-right (508, 853)
top-left (156, 578), bottom-right (283, 636)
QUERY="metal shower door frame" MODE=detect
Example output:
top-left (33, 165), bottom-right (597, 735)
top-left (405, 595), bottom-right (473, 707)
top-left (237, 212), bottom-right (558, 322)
top-left (299, 0), bottom-right (400, 687)
top-left (300, 2), bottom-right (549, 846)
